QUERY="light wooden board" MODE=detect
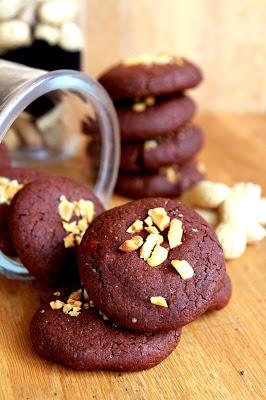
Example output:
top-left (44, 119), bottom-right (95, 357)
top-left (0, 113), bottom-right (265, 400)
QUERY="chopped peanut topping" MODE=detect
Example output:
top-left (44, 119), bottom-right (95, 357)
top-left (144, 216), bottom-right (153, 226)
top-left (119, 236), bottom-right (144, 252)
top-left (145, 226), bottom-right (159, 234)
top-left (171, 260), bottom-right (194, 279)
top-left (147, 244), bottom-right (168, 267)
top-left (50, 300), bottom-right (64, 310)
top-left (59, 195), bottom-right (95, 248)
top-left (140, 233), bottom-right (163, 261)
top-left (0, 178), bottom-right (24, 205)
top-left (150, 296), bottom-right (168, 308)
top-left (144, 140), bottom-right (158, 151)
top-left (58, 195), bottom-right (75, 221)
top-left (168, 218), bottom-right (183, 249)
top-left (126, 219), bottom-right (144, 233)
top-left (132, 102), bottom-right (146, 112)
top-left (148, 208), bottom-right (170, 231)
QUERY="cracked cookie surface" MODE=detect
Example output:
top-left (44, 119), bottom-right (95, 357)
top-left (78, 198), bottom-right (226, 333)
top-left (30, 289), bottom-right (181, 371)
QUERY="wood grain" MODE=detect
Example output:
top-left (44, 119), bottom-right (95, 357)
top-left (82, 0), bottom-right (266, 113)
top-left (0, 113), bottom-right (265, 399)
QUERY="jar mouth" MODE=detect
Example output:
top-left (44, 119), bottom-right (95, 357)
top-left (0, 251), bottom-right (32, 280)
top-left (0, 66), bottom-right (120, 280)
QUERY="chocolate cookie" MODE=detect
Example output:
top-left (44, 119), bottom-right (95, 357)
top-left (30, 289), bottom-right (181, 371)
top-left (117, 95), bottom-right (196, 141)
top-left (120, 124), bottom-right (204, 172)
top-left (209, 273), bottom-right (232, 311)
top-left (9, 176), bottom-right (104, 285)
top-left (78, 198), bottom-right (226, 333)
top-left (0, 167), bottom-right (44, 257)
top-left (99, 55), bottom-right (202, 100)
top-left (0, 143), bottom-right (10, 167)
top-left (116, 159), bottom-right (204, 199)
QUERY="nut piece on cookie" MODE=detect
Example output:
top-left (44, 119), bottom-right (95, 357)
top-left (148, 208), bottom-right (170, 231)
top-left (171, 260), bottom-right (194, 280)
top-left (126, 219), bottom-right (144, 233)
top-left (147, 244), bottom-right (168, 267)
top-left (119, 236), bottom-right (144, 252)
top-left (58, 195), bottom-right (75, 222)
top-left (168, 219), bottom-right (183, 249)
top-left (150, 296), bottom-right (168, 308)
top-left (140, 233), bottom-right (163, 261)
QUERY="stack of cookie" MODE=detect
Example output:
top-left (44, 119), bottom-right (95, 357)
top-left (98, 54), bottom-right (204, 198)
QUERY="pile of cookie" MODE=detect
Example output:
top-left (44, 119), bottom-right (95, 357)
top-left (0, 144), bottom-right (231, 371)
top-left (97, 53), bottom-right (205, 199)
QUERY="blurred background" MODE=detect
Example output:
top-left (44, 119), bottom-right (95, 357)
top-left (82, 0), bottom-right (266, 113)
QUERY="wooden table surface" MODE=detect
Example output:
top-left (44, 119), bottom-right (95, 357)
top-left (0, 113), bottom-right (265, 400)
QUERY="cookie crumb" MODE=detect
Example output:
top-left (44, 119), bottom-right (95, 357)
top-left (53, 291), bottom-right (61, 296)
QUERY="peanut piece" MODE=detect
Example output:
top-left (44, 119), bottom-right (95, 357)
top-left (171, 260), bottom-right (194, 279)
top-left (145, 226), bottom-right (159, 234)
top-left (183, 180), bottom-right (231, 209)
top-left (168, 218), bottom-right (183, 249)
top-left (126, 219), bottom-right (144, 233)
top-left (194, 208), bottom-right (218, 228)
top-left (246, 222), bottom-right (266, 244)
top-left (119, 236), bottom-right (144, 252)
top-left (148, 208), bottom-right (170, 231)
top-left (256, 198), bottom-right (266, 225)
top-left (215, 222), bottom-right (247, 260)
top-left (150, 296), bottom-right (168, 308)
top-left (140, 233), bottom-right (163, 260)
top-left (147, 245), bottom-right (168, 267)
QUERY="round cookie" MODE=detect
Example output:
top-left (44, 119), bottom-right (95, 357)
top-left (120, 124), bottom-right (204, 172)
top-left (99, 56), bottom-right (202, 100)
top-left (30, 289), bottom-right (181, 371)
top-left (117, 95), bottom-right (196, 141)
top-left (78, 198), bottom-right (226, 333)
top-left (0, 167), bottom-right (44, 257)
top-left (0, 143), bottom-right (11, 167)
top-left (208, 273), bottom-right (232, 311)
top-left (9, 176), bottom-right (104, 285)
top-left (116, 159), bottom-right (204, 199)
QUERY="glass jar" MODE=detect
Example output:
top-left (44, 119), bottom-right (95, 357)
top-left (0, 60), bottom-right (120, 279)
top-left (0, 0), bottom-right (85, 164)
